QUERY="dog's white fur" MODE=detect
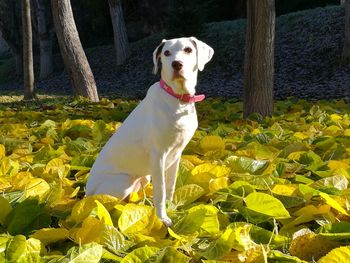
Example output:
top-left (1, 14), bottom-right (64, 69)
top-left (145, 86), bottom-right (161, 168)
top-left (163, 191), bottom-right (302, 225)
top-left (86, 37), bottom-right (214, 226)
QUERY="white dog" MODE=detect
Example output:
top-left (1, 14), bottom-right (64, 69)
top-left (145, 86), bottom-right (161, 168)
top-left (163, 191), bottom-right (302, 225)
top-left (86, 37), bottom-right (214, 226)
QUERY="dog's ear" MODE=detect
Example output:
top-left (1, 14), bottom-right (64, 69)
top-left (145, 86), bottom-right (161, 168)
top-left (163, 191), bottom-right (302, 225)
top-left (190, 37), bottom-right (214, 71)
top-left (152, 39), bottom-right (166, 74)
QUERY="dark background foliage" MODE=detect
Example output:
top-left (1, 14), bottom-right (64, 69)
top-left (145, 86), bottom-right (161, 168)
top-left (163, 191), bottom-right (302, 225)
top-left (70, 0), bottom-right (339, 47)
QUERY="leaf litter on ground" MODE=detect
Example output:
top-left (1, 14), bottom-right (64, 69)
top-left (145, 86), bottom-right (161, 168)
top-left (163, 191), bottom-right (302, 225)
top-left (0, 97), bottom-right (349, 262)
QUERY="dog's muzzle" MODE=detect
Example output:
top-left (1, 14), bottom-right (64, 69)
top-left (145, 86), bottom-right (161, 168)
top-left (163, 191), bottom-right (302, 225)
top-left (172, 61), bottom-right (183, 71)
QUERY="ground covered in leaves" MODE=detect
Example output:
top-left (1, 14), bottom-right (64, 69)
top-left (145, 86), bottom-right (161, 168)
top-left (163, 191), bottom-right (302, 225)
top-left (0, 98), bottom-right (349, 262)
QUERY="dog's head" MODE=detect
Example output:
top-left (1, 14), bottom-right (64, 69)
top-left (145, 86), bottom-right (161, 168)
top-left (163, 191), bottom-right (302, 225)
top-left (153, 37), bottom-right (214, 95)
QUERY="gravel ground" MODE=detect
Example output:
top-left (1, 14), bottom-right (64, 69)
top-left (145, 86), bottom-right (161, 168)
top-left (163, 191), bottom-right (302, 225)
top-left (1, 6), bottom-right (349, 101)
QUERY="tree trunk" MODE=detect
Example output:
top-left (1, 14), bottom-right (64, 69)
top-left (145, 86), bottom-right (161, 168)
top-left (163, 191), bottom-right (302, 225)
top-left (342, 0), bottom-right (350, 61)
top-left (243, 0), bottom-right (275, 119)
top-left (108, 0), bottom-right (130, 66)
top-left (34, 0), bottom-right (54, 79)
top-left (51, 0), bottom-right (99, 102)
top-left (22, 0), bottom-right (35, 100)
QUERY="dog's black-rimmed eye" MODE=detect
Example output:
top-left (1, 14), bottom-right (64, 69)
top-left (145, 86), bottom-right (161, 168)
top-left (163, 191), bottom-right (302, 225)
top-left (184, 47), bottom-right (193, 54)
top-left (164, 50), bottom-right (171, 56)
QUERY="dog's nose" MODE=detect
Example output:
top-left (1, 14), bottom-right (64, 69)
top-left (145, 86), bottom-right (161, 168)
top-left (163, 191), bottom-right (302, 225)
top-left (172, 61), bottom-right (183, 71)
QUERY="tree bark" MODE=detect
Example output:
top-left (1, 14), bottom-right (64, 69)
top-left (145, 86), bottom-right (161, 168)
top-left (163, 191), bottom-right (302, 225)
top-left (22, 0), bottom-right (35, 100)
top-left (243, 0), bottom-right (275, 119)
top-left (108, 0), bottom-right (130, 66)
top-left (342, 0), bottom-right (350, 61)
top-left (51, 0), bottom-right (99, 102)
top-left (34, 0), bottom-right (54, 79)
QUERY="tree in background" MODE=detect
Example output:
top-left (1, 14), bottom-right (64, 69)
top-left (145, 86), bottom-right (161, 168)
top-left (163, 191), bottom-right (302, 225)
top-left (243, 0), bottom-right (275, 119)
top-left (342, 0), bottom-right (350, 61)
top-left (22, 0), bottom-right (35, 100)
top-left (0, 0), bottom-right (23, 76)
top-left (108, 0), bottom-right (130, 66)
top-left (51, 0), bottom-right (99, 102)
top-left (32, 0), bottom-right (54, 79)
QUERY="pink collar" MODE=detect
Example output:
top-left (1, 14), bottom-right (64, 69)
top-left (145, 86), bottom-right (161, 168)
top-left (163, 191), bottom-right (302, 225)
top-left (159, 79), bottom-right (205, 103)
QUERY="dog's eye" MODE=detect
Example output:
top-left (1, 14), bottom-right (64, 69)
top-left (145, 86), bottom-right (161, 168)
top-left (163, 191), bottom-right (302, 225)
top-left (164, 50), bottom-right (171, 57)
top-left (184, 47), bottom-right (192, 54)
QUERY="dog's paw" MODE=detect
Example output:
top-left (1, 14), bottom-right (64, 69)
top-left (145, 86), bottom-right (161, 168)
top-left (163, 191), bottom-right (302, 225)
top-left (160, 216), bottom-right (173, 227)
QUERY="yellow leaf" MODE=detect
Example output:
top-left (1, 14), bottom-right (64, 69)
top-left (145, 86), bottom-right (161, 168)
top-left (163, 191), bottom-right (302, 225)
top-left (319, 192), bottom-right (348, 215)
top-left (0, 144), bottom-right (5, 159)
top-left (318, 246), bottom-right (350, 263)
top-left (251, 128), bottom-right (260, 135)
top-left (118, 204), bottom-right (165, 237)
top-left (45, 158), bottom-right (69, 178)
top-left (0, 177), bottom-right (12, 192)
top-left (69, 195), bottom-right (119, 225)
top-left (191, 163), bottom-right (231, 178)
top-left (70, 216), bottom-right (104, 244)
top-left (287, 151), bottom-right (307, 161)
top-left (209, 177), bottom-right (229, 193)
top-left (40, 137), bottom-right (55, 145)
top-left (31, 228), bottom-right (69, 244)
top-left (0, 196), bottom-right (12, 225)
top-left (294, 132), bottom-right (309, 140)
top-left (345, 129), bottom-right (350, 136)
top-left (272, 184), bottom-right (298, 196)
top-left (185, 172), bottom-right (213, 189)
top-left (328, 160), bottom-right (349, 171)
top-left (294, 204), bottom-right (330, 217)
top-left (10, 171), bottom-right (33, 190)
top-left (330, 114), bottom-right (342, 121)
top-left (289, 232), bottom-right (339, 261)
top-left (182, 155), bottom-right (204, 165)
top-left (94, 200), bottom-right (113, 226)
top-left (25, 178), bottom-right (51, 199)
top-left (199, 135), bottom-right (225, 153)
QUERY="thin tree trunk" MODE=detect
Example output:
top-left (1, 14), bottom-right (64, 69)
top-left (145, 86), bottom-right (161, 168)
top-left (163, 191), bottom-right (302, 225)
top-left (108, 0), bottom-right (130, 66)
top-left (51, 0), bottom-right (99, 102)
top-left (22, 0), bottom-right (35, 100)
top-left (342, 0), bottom-right (350, 61)
top-left (243, 0), bottom-right (275, 119)
top-left (34, 0), bottom-right (53, 79)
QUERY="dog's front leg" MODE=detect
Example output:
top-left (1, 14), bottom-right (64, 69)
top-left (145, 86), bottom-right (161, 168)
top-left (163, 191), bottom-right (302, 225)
top-left (166, 157), bottom-right (180, 201)
top-left (151, 151), bottom-right (173, 227)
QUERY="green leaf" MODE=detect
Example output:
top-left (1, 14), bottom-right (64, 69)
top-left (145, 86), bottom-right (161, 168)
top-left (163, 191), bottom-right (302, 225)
top-left (147, 247), bottom-right (190, 263)
top-left (188, 204), bottom-right (220, 236)
top-left (241, 192), bottom-right (290, 223)
top-left (120, 246), bottom-right (159, 263)
top-left (5, 235), bottom-right (26, 262)
top-left (173, 206), bottom-right (207, 235)
top-left (4, 199), bottom-right (48, 235)
top-left (225, 155), bottom-right (269, 174)
top-left (268, 250), bottom-right (305, 263)
top-left (0, 196), bottom-right (12, 225)
top-left (200, 223), bottom-right (256, 259)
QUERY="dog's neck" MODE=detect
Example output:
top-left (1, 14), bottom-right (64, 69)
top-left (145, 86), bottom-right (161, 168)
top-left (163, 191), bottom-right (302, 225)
top-left (161, 72), bottom-right (198, 96)
top-left (159, 79), bottom-right (205, 103)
